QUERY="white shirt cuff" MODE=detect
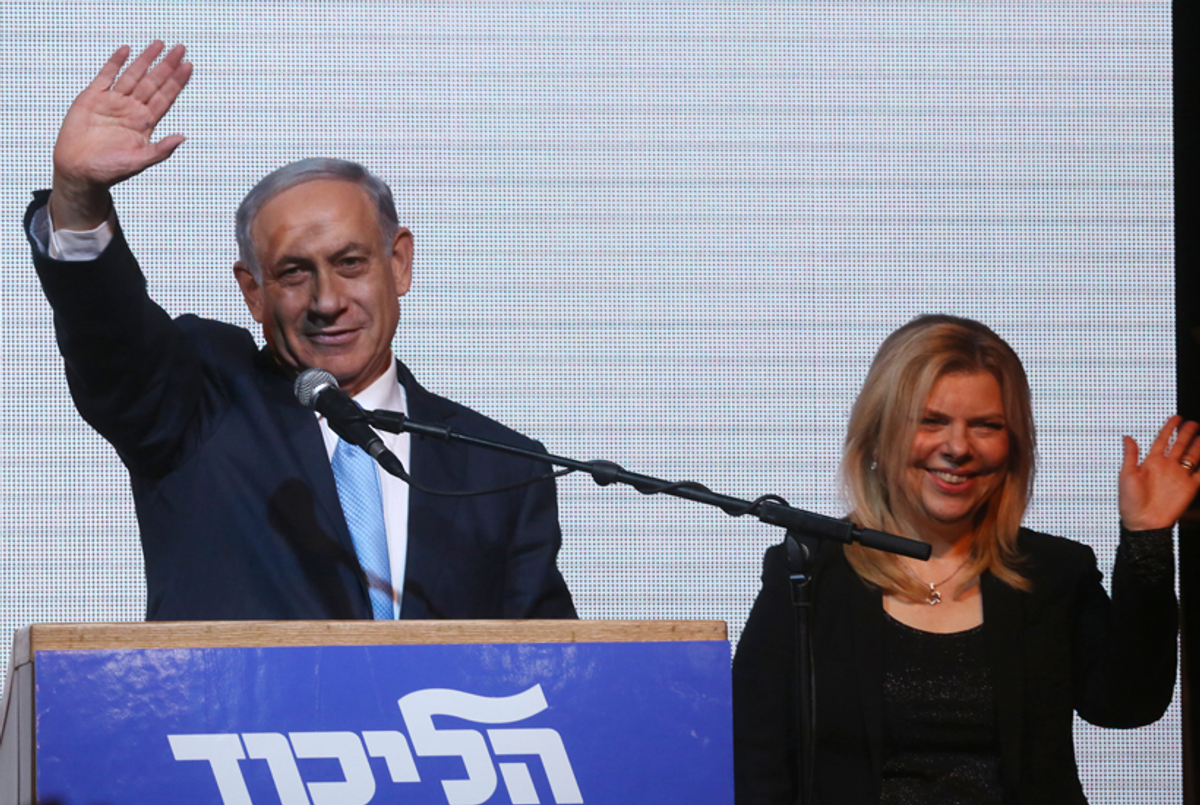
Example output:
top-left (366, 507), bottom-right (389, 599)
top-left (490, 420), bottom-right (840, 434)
top-left (30, 203), bottom-right (116, 261)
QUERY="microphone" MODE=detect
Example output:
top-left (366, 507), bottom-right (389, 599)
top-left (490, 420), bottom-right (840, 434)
top-left (294, 368), bottom-right (396, 465)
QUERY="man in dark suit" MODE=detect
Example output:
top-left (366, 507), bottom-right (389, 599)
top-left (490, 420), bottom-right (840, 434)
top-left (28, 41), bottom-right (576, 621)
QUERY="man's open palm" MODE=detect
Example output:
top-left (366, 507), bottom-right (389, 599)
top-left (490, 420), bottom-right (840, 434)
top-left (52, 41), bottom-right (192, 228)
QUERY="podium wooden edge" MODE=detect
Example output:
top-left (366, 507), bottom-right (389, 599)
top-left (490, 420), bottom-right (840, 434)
top-left (11, 619), bottom-right (726, 659)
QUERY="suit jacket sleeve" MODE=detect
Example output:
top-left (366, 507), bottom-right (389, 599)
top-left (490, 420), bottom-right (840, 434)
top-left (1070, 526), bottom-right (1178, 727)
top-left (26, 190), bottom-right (218, 478)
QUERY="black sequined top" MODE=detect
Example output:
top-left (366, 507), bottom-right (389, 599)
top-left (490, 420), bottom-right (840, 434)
top-left (880, 613), bottom-right (1003, 805)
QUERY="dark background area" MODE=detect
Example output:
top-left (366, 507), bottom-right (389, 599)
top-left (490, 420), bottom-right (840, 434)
top-left (1175, 4), bottom-right (1196, 801)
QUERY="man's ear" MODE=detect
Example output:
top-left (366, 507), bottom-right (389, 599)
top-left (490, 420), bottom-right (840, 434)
top-left (391, 228), bottom-right (414, 297)
top-left (233, 262), bottom-right (264, 323)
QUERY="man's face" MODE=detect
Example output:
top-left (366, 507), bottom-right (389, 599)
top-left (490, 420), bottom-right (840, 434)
top-left (234, 179), bottom-right (412, 397)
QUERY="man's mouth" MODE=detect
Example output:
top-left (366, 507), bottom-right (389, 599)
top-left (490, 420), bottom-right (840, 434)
top-left (306, 328), bottom-right (359, 345)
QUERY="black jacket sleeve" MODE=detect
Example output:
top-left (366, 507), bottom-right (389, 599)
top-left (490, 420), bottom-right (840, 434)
top-left (1071, 526), bottom-right (1178, 727)
top-left (27, 191), bottom-right (223, 478)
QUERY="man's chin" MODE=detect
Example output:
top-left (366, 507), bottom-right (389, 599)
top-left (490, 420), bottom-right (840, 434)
top-left (272, 341), bottom-right (389, 395)
top-left (317, 361), bottom-right (391, 397)
top-left (310, 362), bottom-right (359, 386)
top-left (274, 352), bottom-right (357, 387)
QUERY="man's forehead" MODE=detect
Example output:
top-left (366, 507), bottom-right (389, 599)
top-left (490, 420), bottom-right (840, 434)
top-left (257, 178), bottom-right (373, 218)
top-left (252, 180), bottom-right (380, 246)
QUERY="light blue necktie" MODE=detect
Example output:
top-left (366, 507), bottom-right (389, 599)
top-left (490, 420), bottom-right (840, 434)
top-left (331, 438), bottom-right (394, 620)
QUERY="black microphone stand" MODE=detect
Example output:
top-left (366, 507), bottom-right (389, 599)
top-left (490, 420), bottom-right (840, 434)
top-left (365, 408), bottom-right (931, 802)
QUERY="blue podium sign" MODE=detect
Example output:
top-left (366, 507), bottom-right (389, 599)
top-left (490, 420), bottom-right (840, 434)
top-left (34, 640), bottom-right (731, 804)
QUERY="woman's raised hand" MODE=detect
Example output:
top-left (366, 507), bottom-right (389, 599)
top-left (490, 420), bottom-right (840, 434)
top-left (1119, 415), bottom-right (1200, 531)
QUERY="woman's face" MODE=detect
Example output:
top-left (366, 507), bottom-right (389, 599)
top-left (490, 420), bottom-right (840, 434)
top-left (901, 370), bottom-right (1010, 542)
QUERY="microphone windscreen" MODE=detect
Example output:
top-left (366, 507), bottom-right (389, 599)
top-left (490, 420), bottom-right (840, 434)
top-left (294, 368), bottom-right (339, 409)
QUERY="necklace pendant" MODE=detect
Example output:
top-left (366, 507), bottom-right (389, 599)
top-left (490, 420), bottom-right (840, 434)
top-left (928, 588), bottom-right (942, 605)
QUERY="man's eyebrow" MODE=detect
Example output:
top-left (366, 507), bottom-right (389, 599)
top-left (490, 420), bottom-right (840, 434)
top-left (272, 252), bottom-right (310, 267)
top-left (269, 242), bottom-right (372, 269)
top-left (329, 242), bottom-right (372, 260)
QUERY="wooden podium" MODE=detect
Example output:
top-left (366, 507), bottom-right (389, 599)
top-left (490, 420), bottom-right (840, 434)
top-left (1, 620), bottom-right (730, 805)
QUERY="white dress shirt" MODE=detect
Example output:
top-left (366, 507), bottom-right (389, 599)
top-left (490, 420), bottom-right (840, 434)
top-left (316, 362), bottom-right (411, 617)
top-left (31, 204), bottom-right (412, 617)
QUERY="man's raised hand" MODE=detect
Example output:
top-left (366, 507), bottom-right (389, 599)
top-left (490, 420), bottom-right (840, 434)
top-left (50, 41), bottom-right (193, 230)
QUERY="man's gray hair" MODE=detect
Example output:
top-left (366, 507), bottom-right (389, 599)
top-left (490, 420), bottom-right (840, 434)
top-left (236, 158), bottom-right (400, 279)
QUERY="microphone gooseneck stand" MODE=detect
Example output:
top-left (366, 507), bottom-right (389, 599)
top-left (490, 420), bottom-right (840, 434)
top-left (361, 407), bottom-right (932, 804)
top-left (367, 408), bottom-right (927, 555)
top-left (293, 359), bottom-right (929, 805)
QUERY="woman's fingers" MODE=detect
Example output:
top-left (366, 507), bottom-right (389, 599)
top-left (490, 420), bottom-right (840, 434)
top-left (1145, 415), bottom-right (1182, 460)
top-left (1121, 435), bottom-right (1140, 475)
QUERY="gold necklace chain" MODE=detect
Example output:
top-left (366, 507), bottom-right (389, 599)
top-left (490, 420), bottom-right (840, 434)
top-left (900, 555), bottom-right (972, 605)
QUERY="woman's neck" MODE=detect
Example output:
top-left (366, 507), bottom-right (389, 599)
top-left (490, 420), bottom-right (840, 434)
top-left (894, 509), bottom-right (978, 559)
top-left (921, 530), bottom-right (975, 560)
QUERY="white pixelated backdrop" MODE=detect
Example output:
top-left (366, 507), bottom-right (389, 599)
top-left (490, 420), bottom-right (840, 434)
top-left (0, 2), bottom-right (1176, 801)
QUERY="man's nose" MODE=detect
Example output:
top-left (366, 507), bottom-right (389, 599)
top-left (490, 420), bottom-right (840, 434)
top-left (310, 266), bottom-right (348, 318)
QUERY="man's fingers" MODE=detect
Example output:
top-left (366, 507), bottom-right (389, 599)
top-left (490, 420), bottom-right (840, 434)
top-left (132, 44), bottom-right (187, 105)
top-left (111, 40), bottom-right (166, 96)
top-left (87, 45), bottom-right (132, 92)
top-left (147, 134), bottom-right (187, 166)
top-left (145, 60), bottom-right (194, 123)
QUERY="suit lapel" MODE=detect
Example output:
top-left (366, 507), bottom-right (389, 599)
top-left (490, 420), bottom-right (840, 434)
top-left (397, 361), bottom-right (468, 619)
top-left (256, 348), bottom-right (356, 555)
top-left (982, 571), bottom-right (1025, 800)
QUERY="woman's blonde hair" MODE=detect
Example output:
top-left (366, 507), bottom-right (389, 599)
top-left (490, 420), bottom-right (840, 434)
top-left (842, 315), bottom-right (1034, 598)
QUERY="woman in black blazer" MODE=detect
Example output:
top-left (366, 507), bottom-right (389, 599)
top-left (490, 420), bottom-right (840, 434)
top-left (733, 315), bottom-right (1196, 804)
